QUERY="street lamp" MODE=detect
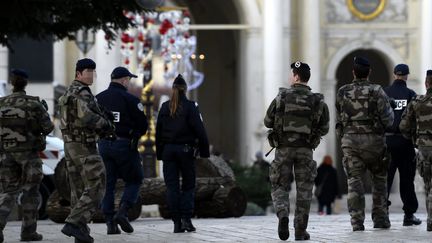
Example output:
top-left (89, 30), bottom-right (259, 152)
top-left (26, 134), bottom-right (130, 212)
top-left (74, 29), bottom-right (95, 55)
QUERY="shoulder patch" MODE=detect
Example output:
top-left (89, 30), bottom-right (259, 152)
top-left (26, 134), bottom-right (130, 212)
top-left (137, 103), bottom-right (144, 111)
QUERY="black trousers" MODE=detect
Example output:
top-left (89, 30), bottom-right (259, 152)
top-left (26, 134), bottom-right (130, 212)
top-left (162, 144), bottom-right (196, 221)
top-left (386, 136), bottom-right (418, 215)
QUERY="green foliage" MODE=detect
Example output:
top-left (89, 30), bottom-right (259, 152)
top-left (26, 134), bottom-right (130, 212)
top-left (231, 163), bottom-right (272, 210)
top-left (0, 0), bottom-right (149, 47)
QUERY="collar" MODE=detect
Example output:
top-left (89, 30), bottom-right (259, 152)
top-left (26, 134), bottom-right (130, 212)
top-left (393, 79), bottom-right (407, 86)
top-left (291, 83), bottom-right (311, 90)
top-left (353, 78), bottom-right (369, 83)
top-left (11, 90), bottom-right (26, 96)
top-left (73, 80), bottom-right (88, 86)
top-left (109, 82), bottom-right (127, 91)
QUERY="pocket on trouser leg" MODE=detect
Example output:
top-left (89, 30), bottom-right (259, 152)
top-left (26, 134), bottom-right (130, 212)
top-left (83, 155), bottom-right (106, 201)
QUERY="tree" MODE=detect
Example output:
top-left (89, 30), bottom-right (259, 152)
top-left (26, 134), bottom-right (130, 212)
top-left (0, 0), bottom-right (159, 47)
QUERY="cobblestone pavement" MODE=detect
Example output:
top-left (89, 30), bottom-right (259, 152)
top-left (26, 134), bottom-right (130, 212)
top-left (2, 212), bottom-right (431, 243)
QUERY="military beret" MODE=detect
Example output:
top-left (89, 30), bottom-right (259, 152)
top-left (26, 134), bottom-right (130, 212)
top-left (394, 64), bottom-right (409, 75)
top-left (173, 74), bottom-right (187, 86)
top-left (111, 66), bottom-right (137, 79)
top-left (353, 56), bottom-right (370, 67)
top-left (11, 69), bottom-right (28, 79)
top-left (290, 61), bottom-right (310, 71)
top-left (427, 70), bottom-right (432, 76)
top-left (76, 58), bottom-right (96, 71)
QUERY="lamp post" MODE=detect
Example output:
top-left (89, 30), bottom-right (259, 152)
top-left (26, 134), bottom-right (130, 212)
top-left (74, 29), bottom-right (95, 55)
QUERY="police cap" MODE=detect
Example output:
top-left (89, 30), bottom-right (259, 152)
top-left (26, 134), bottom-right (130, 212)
top-left (353, 56), bottom-right (370, 68)
top-left (394, 64), bottom-right (409, 75)
top-left (290, 61), bottom-right (310, 71)
top-left (173, 74), bottom-right (187, 86)
top-left (11, 69), bottom-right (28, 79)
top-left (76, 58), bottom-right (96, 72)
top-left (427, 70), bottom-right (432, 76)
top-left (111, 66), bottom-right (138, 79)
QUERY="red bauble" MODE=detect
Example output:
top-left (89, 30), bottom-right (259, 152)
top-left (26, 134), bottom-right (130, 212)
top-left (184, 32), bottom-right (190, 39)
top-left (183, 10), bottom-right (191, 18)
top-left (121, 33), bottom-right (130, 43)
top-left (169, 38), bottom-right (175, 44)
top-left (125, 59), bottom-right (130, 65)
top-left (137, 33), bottom-right (145, 42)
top-left (129, 46), bottom-right (134, 50)
top-left (121, 45), bottom-right (125, 49)
top-left (128, 36), bottom-right (135, 43)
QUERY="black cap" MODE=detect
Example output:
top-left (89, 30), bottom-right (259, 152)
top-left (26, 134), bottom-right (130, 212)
top-left (11, 69), bottom-right (28, 79)
top-left (353, 56), bottom-right (370, 67)
top-left (111, 67), bottom-right (138, 79)
top-left (427, 70), bottom-right (432, 76)
top-left (76, 58), bottom-right (96, 71)
top-left (173, 74), bottom-right (187, 86)
top-left (394, 64), bottom-right (409, 75)
top-left (290, 61), bottom-right (310, 71)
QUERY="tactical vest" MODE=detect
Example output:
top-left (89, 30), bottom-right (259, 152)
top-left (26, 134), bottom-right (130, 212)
top-left (274, 88), bottom-right (322, 147)
top-left (415, 94), bottom-right (432, 146)
top-left (0, 95), bottom-right (45, 152)
top-left (59, 82), bottom-right (97, 143)
top-left (340, 83), bottom-right (382, 134)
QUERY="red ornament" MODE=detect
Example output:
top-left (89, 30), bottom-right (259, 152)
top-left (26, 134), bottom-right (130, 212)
top-left (121, 45), bottom-right (125, 49)
top-left (183, 32), bottom-right (190, 39)
top-left (125, 59), bottom-right (130, 65)
top-left (121, 33), bottom-right (130, 43)
top-left (183, 10), bottom-right (191, 18)
top-left (129, 46), bottom-right (134, 50)
top-left (169, 38), bottom-right (175, 44)
top-left (137, 33), bottom-right (145, 42)
top-left (128, 36), bottom-right (135, 43)
top-left (104, 34), bottom-right (111, 40)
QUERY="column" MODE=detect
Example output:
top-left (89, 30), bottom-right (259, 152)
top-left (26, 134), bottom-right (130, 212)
top-left (421, 0), bottom-right (432, 93)
top-left (300, 0), bottom-right (320, 93)
top-left (0, 46), bottom-right (8, 81)
top-left (263, 0), bottom-right (284, 108)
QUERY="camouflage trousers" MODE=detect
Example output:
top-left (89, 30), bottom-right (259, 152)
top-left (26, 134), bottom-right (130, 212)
top-left (0, 151), bottom-right (43, 235)
top-left (270, 146), bottom-right (317, 230)
top-left (341, 134), bottom-right (389, 227)
top-left (417, 147), bottom-right (432, 226)
top-left (64, 142), bottom-right (106, 226)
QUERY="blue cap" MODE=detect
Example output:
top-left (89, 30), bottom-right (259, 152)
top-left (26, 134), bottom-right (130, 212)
top-left (354, 56), bottom-right (370, 67)
top-left (173, 74), bottom-right (187, 86)
top-left (76, 58), bottom-right (96, 71)
top-left (111, 67), bottom-right (138, 79)
top-left (394, 64), bottom-right (409, 75)
top-left (290, 61), bottom-right (310, 71)
top-left (11, 69), bottom-right (28, 79)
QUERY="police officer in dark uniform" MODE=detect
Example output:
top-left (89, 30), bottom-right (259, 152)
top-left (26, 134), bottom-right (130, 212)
top-left (156, 74), bottom-right (209, 233)
top-left (96, 67), bottom-right (148, 235)
top-left (384, 64), bottom-right (421, 226)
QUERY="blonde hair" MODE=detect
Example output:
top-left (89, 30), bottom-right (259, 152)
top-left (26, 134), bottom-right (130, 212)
top-left (169, 84), bottom-right (187, 117)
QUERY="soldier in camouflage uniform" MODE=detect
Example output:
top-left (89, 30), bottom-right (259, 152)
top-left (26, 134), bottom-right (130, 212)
top-left (59, 59), bottom-right (114, 243)
top-left (264, 61), bottom-right (329, 241)
top-left (400, 70), bottom-right (432, 231)
top-left (0, 69), bottom-right (54, 242)
top-left (336, 56), bottom-right (394, 231)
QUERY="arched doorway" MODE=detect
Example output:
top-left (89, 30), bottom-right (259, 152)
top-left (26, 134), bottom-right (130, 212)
top-left (177, 0), bottom-right (241, 161)
top-left (335, 49), bottom-right (392, 194)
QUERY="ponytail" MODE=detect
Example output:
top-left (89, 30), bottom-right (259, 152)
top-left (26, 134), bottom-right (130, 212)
top-left (169, 84), bottom-right (187, 117)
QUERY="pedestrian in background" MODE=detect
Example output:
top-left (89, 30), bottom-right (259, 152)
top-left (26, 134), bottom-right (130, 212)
top-left (336, 56), bottom-right (394, 231)
top-left (59, 58), bottom-right (114, 243)
top-left (384, 64), bottom-right (421, 226)
top-left (400, 70), bottom-right (432, 231)
top-left (156, 74), bottom-right (210, 233)
top-left (314, 155), bottom-right (339, 215)
top-left (264, 61), bottom-right (329, 241)
top-left (97, 67), bottom-right (148, 235)
top-left (0, 69), bottom-right (54, 242)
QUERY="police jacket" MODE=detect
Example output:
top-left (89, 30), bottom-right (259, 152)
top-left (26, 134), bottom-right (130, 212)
top-left (155, 95), bottom-right (210, 159)
top-left (96, 82), bottom-right (148, 139)
top-left (384, 79), bottom-right (416, 135)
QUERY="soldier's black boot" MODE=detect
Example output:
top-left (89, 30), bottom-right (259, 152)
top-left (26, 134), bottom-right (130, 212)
top-left (277, 217), bottom-right (289, 241)
top-left (427, 220), bottom-right (432, 232)
top-left (61, 222), bottom-right (94, 243)
top-left (20, 224), bottom-right (43, 241)
top-left (114, 204), bottom-right (134, 233)
top-left (181, 218), bottom-right (196, 232)
top-left (173, 219), bottom-right (184, 233)
top-left (373, 219), bottom-right (391, 229)
top-left (105, 215), bottom-right (120, 235)
top-left (352, 224), bottom-right (365, 231)
top-left (403, 214), bottom-right (422, 226)
top-left (74, 224), bottom-right (91, 243)
top-left (294, 229), bottom-right (310, 241)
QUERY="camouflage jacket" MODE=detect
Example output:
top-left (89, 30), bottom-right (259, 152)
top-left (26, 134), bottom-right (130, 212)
top-left (0, 91), bottom-right (54, 152)
top-left (59, 80), bottom-right (112, 142)
top-left (400, 88), bottom-right (432, 147)
top-left (264, 83), bottom-right (329, 148)
top-left (336, 79), bottom-right (394, 136)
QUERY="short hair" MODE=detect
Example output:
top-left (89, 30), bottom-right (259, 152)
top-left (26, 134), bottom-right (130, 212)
top-left (353, 64), bottom-right (370, 79)
top-left (10, 75), bottom-right (27, 91)
top-left (426, 75), bottom-right (432, 87)
top-left (292, 67), bottom-right (311, 82)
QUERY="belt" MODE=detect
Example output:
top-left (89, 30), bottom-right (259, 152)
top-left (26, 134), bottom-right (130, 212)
top-left (385, 133), bottom-right (402, 136)
top-left (63, 134), bottom-right (96, 143)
